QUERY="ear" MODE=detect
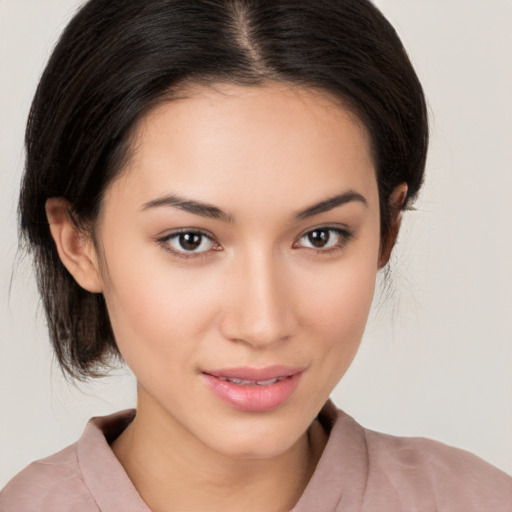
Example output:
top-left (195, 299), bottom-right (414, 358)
top-left (45, 198), bottom-right (103, 293)
top-left (378, 183), bottom-right (408, 269)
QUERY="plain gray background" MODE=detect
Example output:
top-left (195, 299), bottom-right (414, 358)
top-left (1, 0), bottom-right (511, 487)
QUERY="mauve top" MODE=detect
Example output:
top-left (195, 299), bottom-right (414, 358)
top-left (1, 400), bottom-right (511, 511)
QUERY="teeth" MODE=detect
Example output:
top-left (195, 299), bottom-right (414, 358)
top-left (256, 378), bottom-right (279, 386)
top-left (229, 378), bottom-right (254, 385)
top-left (219, 376), bottom-right (285, 386)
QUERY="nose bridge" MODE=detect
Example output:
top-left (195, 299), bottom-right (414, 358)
top-left (221, 245), bottom-right (296, 348)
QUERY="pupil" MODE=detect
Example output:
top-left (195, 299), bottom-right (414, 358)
top-left (308, 230), bottom-right (329, 248)
top-left (179, 233), bottom-right (201, 250)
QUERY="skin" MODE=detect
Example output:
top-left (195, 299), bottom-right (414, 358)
top-left (47, 82), bottom-right (406, 512)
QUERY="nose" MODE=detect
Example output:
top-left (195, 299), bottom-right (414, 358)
top-left (220, 249), bottom-right (298, 349)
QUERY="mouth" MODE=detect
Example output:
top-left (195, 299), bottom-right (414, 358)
top-left (217, 376), bottom-right (287, 386)
top-left (201, 366), bottom-right (305, 412)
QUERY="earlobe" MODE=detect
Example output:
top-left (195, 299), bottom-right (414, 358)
top-left (45, 198), bottom-right (103, 293)
top-left (378, 183), bottom-right (408, 269)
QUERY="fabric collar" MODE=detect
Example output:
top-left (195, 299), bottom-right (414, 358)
top-left (77, 399), bottom-right (368, 512)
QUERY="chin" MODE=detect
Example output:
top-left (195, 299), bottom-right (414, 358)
top-left (212, 433), bottom-right (303, 461)
top-left (195, 408), bottom-right (310, 461)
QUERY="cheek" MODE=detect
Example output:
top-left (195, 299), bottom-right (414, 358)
top-left (319, 264), bottom-right (376, 333)
top-left (299, 247), bottom-right (379, 366)
top-left (99, 243), bottom-right (219, 370)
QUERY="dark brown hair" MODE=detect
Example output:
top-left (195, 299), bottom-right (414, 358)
top-left (19, 0), bottom-right (428, 379)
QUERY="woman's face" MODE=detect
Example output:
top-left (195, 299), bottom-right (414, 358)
top-left (93, 83), bottom-right (381, 458)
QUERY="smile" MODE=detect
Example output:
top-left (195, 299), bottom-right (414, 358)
top-left (218, 376), bottom-right (286, 386)
top-left (201, 366), bottom-right (304, 412)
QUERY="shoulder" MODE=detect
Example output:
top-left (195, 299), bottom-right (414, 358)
top-left (0, 443), bottom-right (99, 512)
top-left (362, 427), bottom-right (512, 511)
top-left (0, 409), bottom-right (139, 512)
top-left (311, 402), bottom-right (512, 512)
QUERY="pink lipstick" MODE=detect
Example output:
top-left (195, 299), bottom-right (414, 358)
top-left (201, 365), bottom-right (304, 412)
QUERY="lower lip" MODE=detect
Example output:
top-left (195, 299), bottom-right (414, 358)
top-left (201, 372), bottom-right (302, 412)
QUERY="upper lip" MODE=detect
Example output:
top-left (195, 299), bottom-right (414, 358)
top-left (203, 365), bottom-right (305, 381)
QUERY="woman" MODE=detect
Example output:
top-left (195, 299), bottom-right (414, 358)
top-left (1, 0), bottom-right (511, 510)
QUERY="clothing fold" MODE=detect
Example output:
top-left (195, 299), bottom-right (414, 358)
top-left (2, 400), bottom-right (511, 512)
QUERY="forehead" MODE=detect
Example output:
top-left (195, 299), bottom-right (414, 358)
top-left (107, 82), bottom-right (377, 217)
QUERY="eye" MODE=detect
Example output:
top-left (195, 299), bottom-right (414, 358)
top-left (158, 230), bottom-right (220, 259)
top-left (293, 227), bottom-right (352, 253)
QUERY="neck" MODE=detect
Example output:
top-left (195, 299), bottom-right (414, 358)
top-left (111, 387), bottom-right (327, 512)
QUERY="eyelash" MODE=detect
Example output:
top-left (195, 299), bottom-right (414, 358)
top-left (156, 226), bottom-right (353, 261)
top-left (293, 227), bottom-right (353, 255)
top-left (156, 229), bottom-right (220, 260)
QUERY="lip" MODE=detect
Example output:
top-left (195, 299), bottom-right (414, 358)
top-left (201, 366), bottom-right (305, 413)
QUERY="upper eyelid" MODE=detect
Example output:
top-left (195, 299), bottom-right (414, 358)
top-left (159, 224), bottom-right (349, 239)
top-left (159, 224), bottom-right (350, 238)
top-left (297, 225), bottom-right (351, 239)
top-left (158, 227), bottom-right (216, 241)
top-left (157, 230), bottom-right (217, 258)
top-left (296, 227), bottom-right (351, 244)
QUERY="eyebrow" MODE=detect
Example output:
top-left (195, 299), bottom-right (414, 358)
top-left (295, 190), bottom-right (368, 220)
top-left (141, 190), bottom-right (367, 222)
top-left (142, 194), bottom-right (235, 222)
